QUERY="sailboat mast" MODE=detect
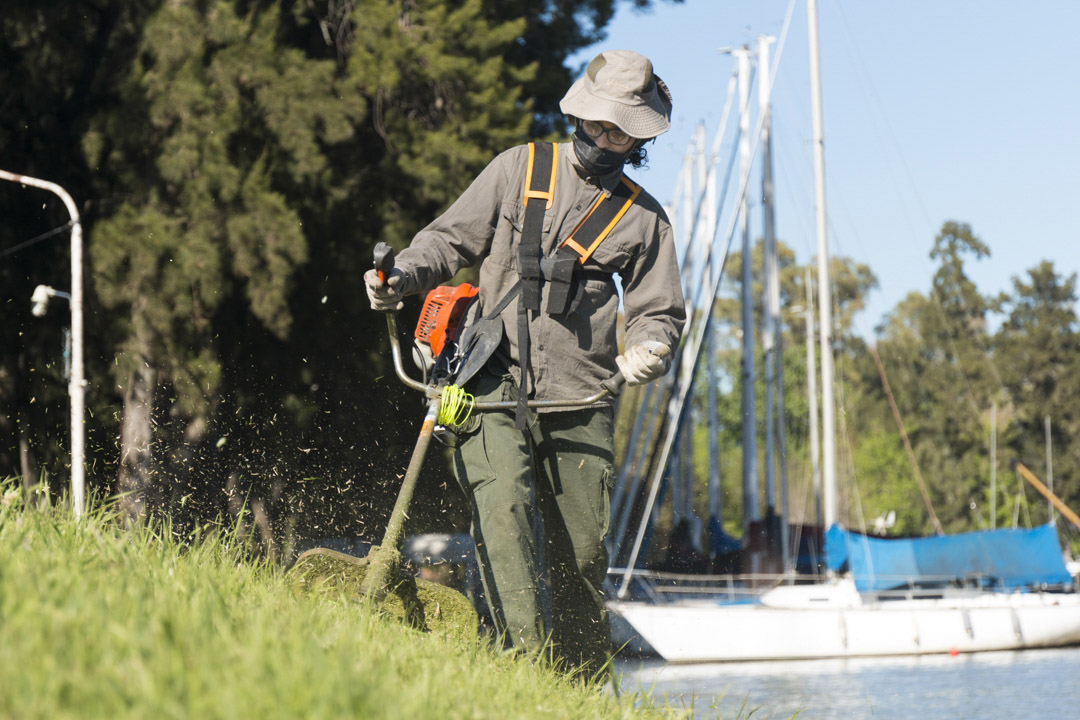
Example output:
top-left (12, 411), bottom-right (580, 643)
top-left (807, 0), bottom-right (838, 528)
top-left (804, 268), bottom-right (823, 528)
top-left (736, 46), bottom-right (758, 536)
top-left (1046, 415), bottom-right (1055, 525)
top-left (990, 401), bottom-right (997, 529)
top-left (760, 35), bottom-right (778, 515)
top-left (759, 33), bottom-right (791, 573)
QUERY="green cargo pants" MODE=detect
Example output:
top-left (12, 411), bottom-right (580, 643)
top-left (452, 370), bottom-right (614, 670)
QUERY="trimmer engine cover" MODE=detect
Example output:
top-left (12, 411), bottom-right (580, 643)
top-left (414, 284), bottom-right (479, 357)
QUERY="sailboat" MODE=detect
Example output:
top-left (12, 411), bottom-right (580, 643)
top-left (604, 0), bottom-right (1080, 663)
top-left (611, 523), bottom-right (1080, 662)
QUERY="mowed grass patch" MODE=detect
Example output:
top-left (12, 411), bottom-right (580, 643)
top-left (0, 487), bottom-right (679, 720)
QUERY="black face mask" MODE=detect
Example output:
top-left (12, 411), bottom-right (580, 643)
top-left (572, 127), bottom-right (631, 177)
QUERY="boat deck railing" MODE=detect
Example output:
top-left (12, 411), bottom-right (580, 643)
top-left (605, 568), bottom-right (812, 604)
top-left (606, 568), bottom-right (1080, 605)
top-left (863, 573), bottom-right (1080, 601)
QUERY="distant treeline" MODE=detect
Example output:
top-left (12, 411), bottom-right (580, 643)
top-left (671, 222), bottom-right (1080, 544)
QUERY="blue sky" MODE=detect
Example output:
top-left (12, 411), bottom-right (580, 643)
top-left (571, 0), bottom-right (1080, 338)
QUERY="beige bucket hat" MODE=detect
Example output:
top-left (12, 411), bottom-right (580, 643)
top-left (560, 49), bottom-right (672, 139)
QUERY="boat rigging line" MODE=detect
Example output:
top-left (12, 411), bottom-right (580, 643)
top-left (614, 0), bottom-right (800, 599)
top-left (869, 344), bottom-right (944, 535)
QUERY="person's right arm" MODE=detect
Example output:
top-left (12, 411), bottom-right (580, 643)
top-left (392, 150), bottom-right (515, 294)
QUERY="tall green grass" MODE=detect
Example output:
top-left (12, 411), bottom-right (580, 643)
top-left (0, 486), bottom-right (680, 719)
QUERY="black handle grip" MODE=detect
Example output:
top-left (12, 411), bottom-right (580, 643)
top-left (373, 242), bottom-right (395, 284)
top-left (601, 371), bottom-right (624, 397)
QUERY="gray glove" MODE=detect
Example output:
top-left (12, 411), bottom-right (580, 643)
top-left (616, 341), bottom-right (672, 386)
top-left (364, 267), bottom-right (415, 312)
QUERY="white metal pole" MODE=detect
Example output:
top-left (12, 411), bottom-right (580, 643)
top-left (706, 143), bottom-right (722, 530)
top-left (681, 408), bottom-right (695, 527)
top-left (804, 269), bottom-right (823, 529)
top-left (673, 136), bottom-right (698, 286)
top-left (708, 319), bottom-right (721, 523)
top-left (759, 33), bottom-right (791, 574)
top-left (735, 46), bottom-right (758, 538)
top-left (807, 0), bottom-right (838, 529)
top-left (990, 401), bottom-right (997, 529)
top-left (759, 35), bottom-right (777, 515)
top-left (0, 168), bottom-right (85, 518)
top-left (686, 124), bottom-right (716, 302)
top-left (1045, 414), bottom-right (1055, 525)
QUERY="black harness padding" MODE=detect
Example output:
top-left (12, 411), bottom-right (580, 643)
top-left (544, 174), bottom-right (638, 316)
top-left (518, 206), bottom-right (546, 313)
top-left (508, 142), bottom-right (639, 429)
top-left (542, 247), bottom-right (578, 316)
top-left (518, 142), bottom-right (554, 313)
top-left (515, 144), bottom-right (554, 428)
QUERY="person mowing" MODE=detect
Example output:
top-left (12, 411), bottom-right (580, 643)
top-left (365, 49), bottom-right (685, 671)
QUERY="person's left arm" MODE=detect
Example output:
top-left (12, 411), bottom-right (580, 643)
top-left (620, 213), bottom-right (686, 354)
top-left (615, 213), bottom-right (686, 385)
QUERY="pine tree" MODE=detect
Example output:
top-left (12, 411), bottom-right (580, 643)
top-left (994, 261), bottom-right (1080, 521)
top-left (87, 1), bottom-right (358, 521)
top-left (3, 0), bottom-right (687, 548)
top-left (867, 222), bottom-right (998, 532)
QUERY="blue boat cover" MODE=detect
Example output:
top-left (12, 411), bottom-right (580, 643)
top-left (825, 523), bottom-right (1072, 592)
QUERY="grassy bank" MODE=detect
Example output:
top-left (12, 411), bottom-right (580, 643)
top-left (0, 487), bottom-right (679, 719)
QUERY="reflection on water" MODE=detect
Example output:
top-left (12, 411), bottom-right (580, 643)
top-left (616, 646), bottom-right (1080, 719)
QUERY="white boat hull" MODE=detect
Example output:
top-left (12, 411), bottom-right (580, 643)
top-left (609, 590), bottom-right (1080, 663)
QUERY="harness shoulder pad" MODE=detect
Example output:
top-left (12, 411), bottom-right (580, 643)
top-left (523, 142), bottom-right (557, 208)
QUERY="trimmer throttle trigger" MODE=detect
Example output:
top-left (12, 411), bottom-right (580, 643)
top-left (373, 242), bottom-right (396, 285)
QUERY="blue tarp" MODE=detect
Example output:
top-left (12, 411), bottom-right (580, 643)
top-left (825, 523), bottom-right (1072, 592)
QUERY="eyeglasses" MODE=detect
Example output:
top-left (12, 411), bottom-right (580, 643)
top-left (579, 120), bottom-right (633, 147)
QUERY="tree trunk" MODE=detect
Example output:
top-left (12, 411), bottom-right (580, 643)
top-left (2, 352), bottom-right (42, 501)
top-left (0, 362), bottom-right (18, 479)
top-left (19, 436), bottom-right (39, 497)
top-left (117, 356), bottom-right (156, 523)
top-left (0, 360), bottom-right (26, 490)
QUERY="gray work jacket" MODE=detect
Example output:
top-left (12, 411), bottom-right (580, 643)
top-left (394, 142), bottom-right (686, 409)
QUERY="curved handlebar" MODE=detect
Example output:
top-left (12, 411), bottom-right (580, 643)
top-left (382, 313), bottom-right (622, 408)
top-left (375, 246), bottom-right (623, 408)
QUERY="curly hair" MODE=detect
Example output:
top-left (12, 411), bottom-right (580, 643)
top-left (626, 142), bottom-right (651, 170)
top-left (626, 74), bottom-right (670, 170)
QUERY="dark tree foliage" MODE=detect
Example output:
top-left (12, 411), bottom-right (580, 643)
top-left (1, 1), bottom-right (160, 495)
top-left (1, 0), bottom-right (681, 557)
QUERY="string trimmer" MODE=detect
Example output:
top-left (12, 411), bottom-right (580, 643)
top-left (335, 242), bottom-right (622, 627)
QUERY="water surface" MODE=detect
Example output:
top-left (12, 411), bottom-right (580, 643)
top-left (616, 646), bottom-right (1080, 719)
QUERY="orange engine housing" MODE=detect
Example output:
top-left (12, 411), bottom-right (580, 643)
top-left (414, 283), bottom-right (479, 357)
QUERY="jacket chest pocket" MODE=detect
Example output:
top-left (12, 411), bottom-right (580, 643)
top-left (578, 238), bottom-right (634, 275)
top-left (493, 200), bottom-right (554, 270)
top-left (504, 200), bottom-right (554, 235)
